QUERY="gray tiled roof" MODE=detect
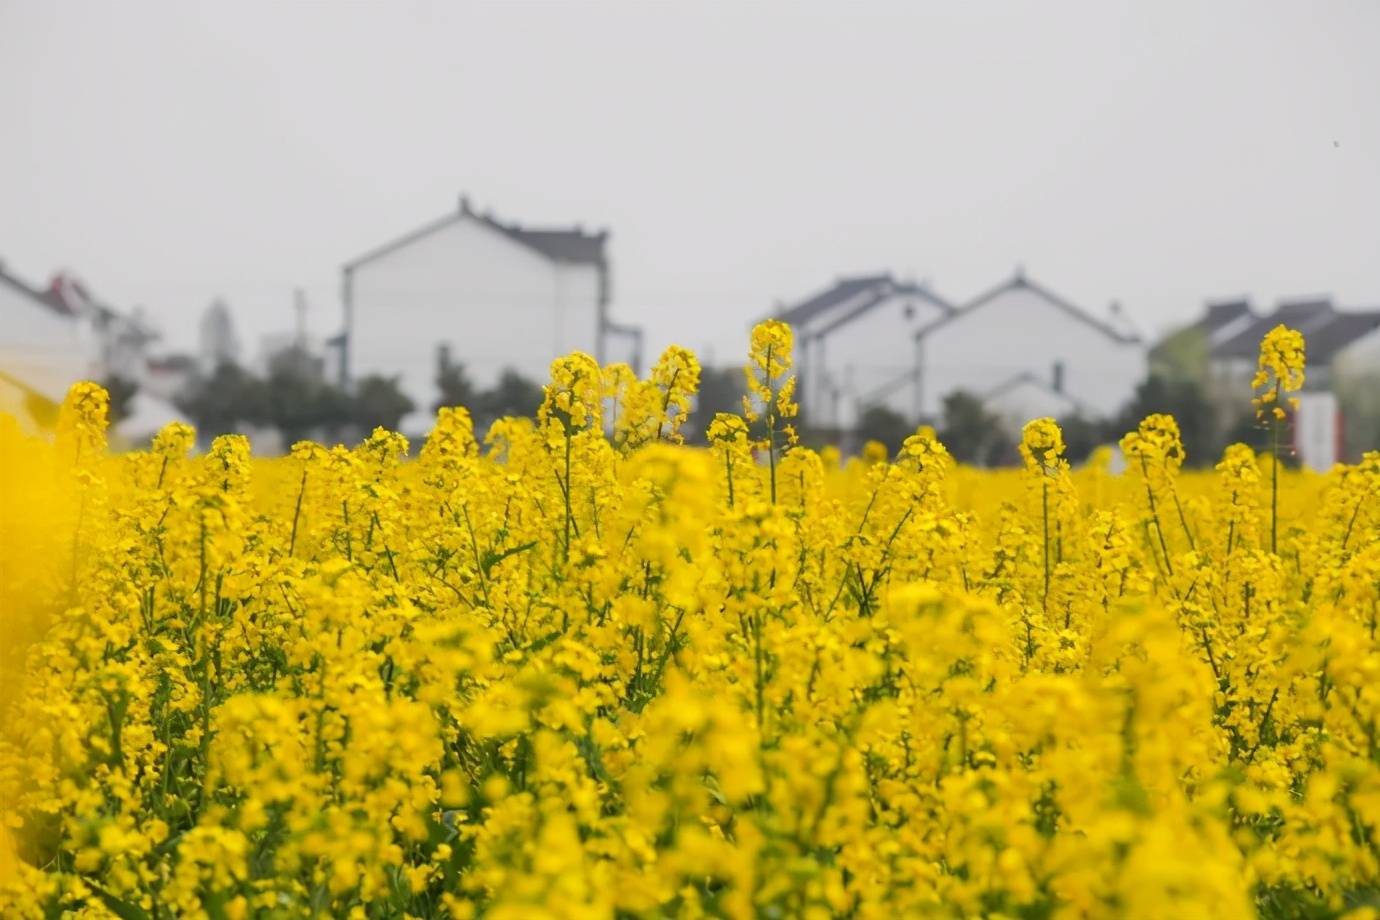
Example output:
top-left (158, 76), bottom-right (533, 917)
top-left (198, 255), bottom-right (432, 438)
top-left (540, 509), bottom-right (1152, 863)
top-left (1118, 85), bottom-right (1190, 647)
top-left (1201, 295), bottom-right (1379, 364)
top-left (0, 262), bottom-right (70, 315)
top-left (1201, 299), bottom-right (1255, 331)
top-left (344, 198), bottom-right (608, 270)
top-left (1213, 298), bottom-right (1336, 358)
top-left (477, 217), bottom-right (607, 265)
top-left (772, 274), bottom-right (895, 327)
top-left (1300, 310), bottom-right (1380, 364)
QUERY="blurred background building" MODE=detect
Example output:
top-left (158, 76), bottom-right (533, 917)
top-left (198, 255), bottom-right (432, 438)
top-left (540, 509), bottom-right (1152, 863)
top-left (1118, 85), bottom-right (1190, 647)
top-left (769, 273), bottom-right (952, 430)
top-left (341, 195), bottom-right (643, 433)
top-left (3, 2), bottom-right (1375, 465)
top-left (1152, 295), bottom-right (1380, 466)
top-left (3, 237), bottom-right (1375, 469)
top-left (769, 267), bottom-right (1146, 452)
top-left (0, 260), bottom-right (184, 441)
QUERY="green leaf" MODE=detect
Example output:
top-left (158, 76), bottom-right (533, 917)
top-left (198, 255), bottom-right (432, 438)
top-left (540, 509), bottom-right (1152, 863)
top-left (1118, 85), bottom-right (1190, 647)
top-left (87, 884), bottom-right (150, 920)
top-left (479, 541), bottom-right (537, 576)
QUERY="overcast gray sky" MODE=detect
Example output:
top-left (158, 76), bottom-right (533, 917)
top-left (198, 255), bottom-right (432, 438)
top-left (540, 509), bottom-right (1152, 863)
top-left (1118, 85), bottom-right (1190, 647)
top-left (2, 0), bottom-right (1378, 366)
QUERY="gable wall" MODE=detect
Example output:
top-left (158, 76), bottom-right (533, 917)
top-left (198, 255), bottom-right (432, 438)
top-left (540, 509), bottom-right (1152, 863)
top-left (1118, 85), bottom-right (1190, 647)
top-left (1335, 325), bottom-right (1380, 376)
top-left (984, 380), bottom-right (1082, 436)
top-left (812, 293), bottom-right (948, 428)
top-left (794, 289), bottom-right (877, 422)
top-left (0, 282), bottom-right (94, 403)
top-left (349, 216), bottom-right (602, 433)
top-left (920, 286), bottom-right (1144, 420)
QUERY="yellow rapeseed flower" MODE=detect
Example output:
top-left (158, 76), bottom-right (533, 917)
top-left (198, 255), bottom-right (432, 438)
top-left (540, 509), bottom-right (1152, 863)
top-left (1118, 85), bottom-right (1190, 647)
top-left (0, 320), bottom-right (1372, 920)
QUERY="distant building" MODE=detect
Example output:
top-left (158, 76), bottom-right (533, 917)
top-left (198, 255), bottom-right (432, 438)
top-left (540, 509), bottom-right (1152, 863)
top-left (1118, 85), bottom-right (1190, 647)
top-left (770, 273), bottom-right (954, 430)
top-left (0, 262), bottom-right (94, 421)
top-left (341, 195), bottom-right (642, 432)
top-left (772, 269), bottom-right (1144, 433)
top-left (914, 270), bottom-right (1145, 424)
top-left (142, 353), bottom-right (199, 404)
top-left (0, 261), bottom-right (181, 439)
top-left (1206, 297), bottom-right (1380, 393)
top-left (1157, 295), bottom-right (1380, 462)
top-left (1333, 325), bottom-right (1380, 461)
top-left (982, 370), bottom-right (1090, 434)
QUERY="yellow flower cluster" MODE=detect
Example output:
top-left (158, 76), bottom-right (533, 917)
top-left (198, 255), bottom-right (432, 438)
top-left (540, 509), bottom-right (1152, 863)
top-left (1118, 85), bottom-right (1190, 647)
top-left (1, 324), bottom-right (1378, 920)
top-left (1253, 324), bottom-right (1307, 420)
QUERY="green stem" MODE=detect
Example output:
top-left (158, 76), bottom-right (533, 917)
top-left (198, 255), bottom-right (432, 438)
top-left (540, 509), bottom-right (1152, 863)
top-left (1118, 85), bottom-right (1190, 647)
top-left (1225, 488), bottom-right (1238, 556)
top-left (765, 344), bottom-right (778, 505)
top-left (341, 500), bottom-right (353, 561)
top-left (1341, 490), bottom-right (1368, 552)
top-left (753, 610), bottom-right (766, 740)
top-left (1170, 485), bottom-right (1196, 551)
top-left (1270, 390), bottom-right (1279, 555)
top-left (289, 468), bottom-right (307, 557)
top-left (563, 422), bottom-right (574, 560)
top-left (1041, 478), bottom-right (1051, 613)
top-left (655, 368), bottom-right (680, 442)
top-left (1139, 454), bottom-right (1174, 578)
top-left (462, 503), bottom-right (492, 608)
top-left (198, 513), bottom-right (208, 620)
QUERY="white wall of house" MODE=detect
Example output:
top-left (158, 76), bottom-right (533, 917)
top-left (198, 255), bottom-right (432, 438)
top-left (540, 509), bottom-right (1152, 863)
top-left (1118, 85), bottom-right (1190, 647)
top-left (1335, 326), bottom-right (1380, 379)
top-left (918, 283), bottom-right (1144, 421)
top-left (809, 292), bottom-right (948, 429)
top-left (793, 286), bottom-right (884, 422)
top-left (0, 280), bottom-right (94, 404)
top-left (347, 215), bottom-right (603, 432)
top-left (985, 377), bottom-right (1084, 435)
top-left (1334, 327), bottom-right (1380, 461)
top-left (1293, 391), bottom-right (1339, 471)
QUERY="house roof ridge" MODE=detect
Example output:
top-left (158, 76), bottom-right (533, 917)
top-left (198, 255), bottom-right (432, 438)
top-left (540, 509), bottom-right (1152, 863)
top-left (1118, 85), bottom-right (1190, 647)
top-left (1294, 309), bottom-right (1380, 364)
top-left (767, 273), bottom-right (891, 328)
top-left (814, 280), bottom-right (954, 338)
top-left (476, 212), bottom-right (608, 265)
top-left (344, 199), bottom-right (608, 272)
top-left (0, 261), bottom-right (72, 315)
top-left (915, 271), bottom-right (1138, 345)
top-left (983, 369), bottom-right (1090, 415)
top-left (1018, 274), bottom-right (1142, 345)
top-left (343, 211), bottom-right (465, 271)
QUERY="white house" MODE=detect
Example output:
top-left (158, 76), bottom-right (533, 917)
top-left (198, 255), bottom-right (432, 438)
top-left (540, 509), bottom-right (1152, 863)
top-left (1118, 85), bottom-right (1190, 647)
top-left (1332, 322), bottom-right (1380, 463)
top-left (342, 196), bottom-right (641, 433)
top-left (0, 261), bottom-right (180, 439)
top-left (774, 269), bottom-right (1144, 432)
top-left (771, 273), bottom-right (954, 430)
top-left (0, 263), bottom-right (94, 421)
top-left (1191, 296), bottom-right (1380, 464)
top-left (982, 371), bottom-right (1090, 435)
top-left (915, 270), bottom-right (1145, 422)
top-left (1204, 297), bottom-right (1380, 394)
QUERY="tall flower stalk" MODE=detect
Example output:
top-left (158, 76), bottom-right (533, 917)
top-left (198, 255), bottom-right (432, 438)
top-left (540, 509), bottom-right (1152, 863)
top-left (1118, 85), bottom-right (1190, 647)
top-left (1251, 325), bottom-right (1306, 555)
top-left (539, 352), bottom-right (602, 562)
top-left (744, 320), bottom-right (798, 504)
top-left (1019, 418), bottom-right (1069, 613)
top-left (1121, 414), bottom-right (1186, 582)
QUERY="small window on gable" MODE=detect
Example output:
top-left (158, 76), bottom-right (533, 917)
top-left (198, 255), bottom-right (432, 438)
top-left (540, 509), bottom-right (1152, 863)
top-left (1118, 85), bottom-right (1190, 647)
top-left (902, 302), bottom-right (915, 320)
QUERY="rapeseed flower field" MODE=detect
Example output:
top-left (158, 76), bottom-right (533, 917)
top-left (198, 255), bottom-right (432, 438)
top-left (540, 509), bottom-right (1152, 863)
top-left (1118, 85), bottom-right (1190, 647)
top-left (1, 322), bottom-right (1378, 919)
